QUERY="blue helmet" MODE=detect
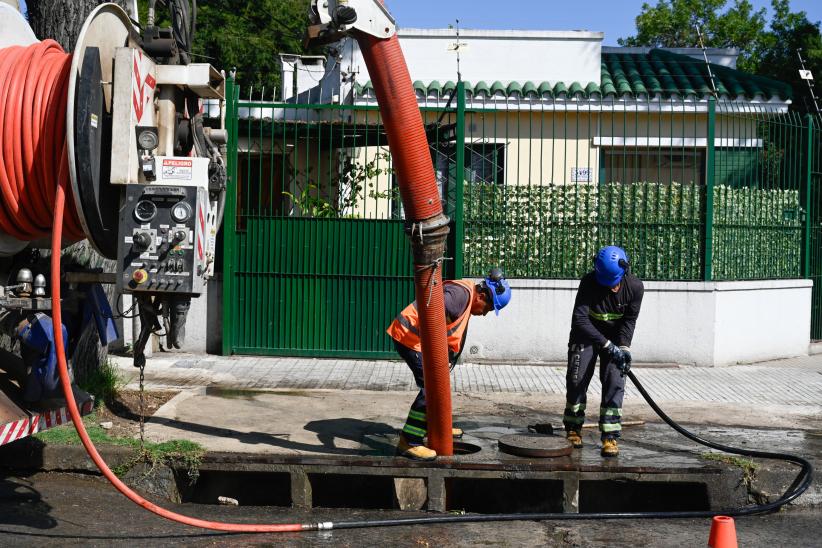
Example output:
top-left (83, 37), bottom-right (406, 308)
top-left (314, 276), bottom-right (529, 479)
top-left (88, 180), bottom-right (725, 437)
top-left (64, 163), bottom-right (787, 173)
top-left (483, 268), bottom-right (511, 316)
top-left (594, 246), bottom-right (629, 287)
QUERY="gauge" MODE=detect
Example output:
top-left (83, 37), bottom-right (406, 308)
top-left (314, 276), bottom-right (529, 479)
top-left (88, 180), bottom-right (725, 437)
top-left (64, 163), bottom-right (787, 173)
top-left (136, 127), bottom-right (159, 151)
top-left (134, 200), bottom-right (157, 222)
top-left (171, 201), bottom-right (192, 223)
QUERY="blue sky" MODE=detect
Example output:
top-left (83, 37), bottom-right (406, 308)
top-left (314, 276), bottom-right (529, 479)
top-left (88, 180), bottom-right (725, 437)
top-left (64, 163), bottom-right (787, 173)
top-left (386, 0), bottom-right (822, 45)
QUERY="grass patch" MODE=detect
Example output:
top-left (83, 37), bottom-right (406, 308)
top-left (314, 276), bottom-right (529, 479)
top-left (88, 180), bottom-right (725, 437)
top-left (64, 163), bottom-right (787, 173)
top-left (76, 356), bottom-right (123, 408)
top-left (700, 452), bottom-right (758, 483)
top-left (34, 413), bottom-right (205, 481)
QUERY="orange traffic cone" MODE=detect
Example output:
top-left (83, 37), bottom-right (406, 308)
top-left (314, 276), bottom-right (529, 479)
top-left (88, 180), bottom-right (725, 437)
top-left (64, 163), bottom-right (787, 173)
top-left (708, 515), bottom-right (738, 548)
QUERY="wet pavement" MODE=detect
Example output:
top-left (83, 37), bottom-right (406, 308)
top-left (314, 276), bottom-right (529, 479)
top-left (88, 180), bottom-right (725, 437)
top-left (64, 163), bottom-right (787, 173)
top-left (0, 472), bottom-right (819, 547)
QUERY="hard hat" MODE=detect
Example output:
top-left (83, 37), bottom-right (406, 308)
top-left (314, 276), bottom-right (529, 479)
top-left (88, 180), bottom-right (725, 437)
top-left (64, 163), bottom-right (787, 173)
top-left (483, 267), bottom-right (511, 316)
top-left (594, 246), bottom-right (629, 287)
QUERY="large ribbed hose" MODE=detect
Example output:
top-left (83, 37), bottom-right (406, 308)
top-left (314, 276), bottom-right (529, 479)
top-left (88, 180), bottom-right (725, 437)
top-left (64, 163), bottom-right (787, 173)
top-left (354, 27), bottom-right (454, 455)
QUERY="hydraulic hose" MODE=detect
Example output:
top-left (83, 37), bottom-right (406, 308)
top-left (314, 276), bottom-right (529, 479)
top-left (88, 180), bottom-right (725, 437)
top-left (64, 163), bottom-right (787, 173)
top-left (0, 41), bottom-right (83, 242)
top-left (354, 4), bottom-right (454, 455)
top-left (3, 39), bottom-right (313, 533)
top-left (3, 37), bottom-right (813, 536)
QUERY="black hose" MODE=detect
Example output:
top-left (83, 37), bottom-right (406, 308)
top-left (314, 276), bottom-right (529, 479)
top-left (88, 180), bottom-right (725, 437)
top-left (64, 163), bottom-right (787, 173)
top-left (329, 371), bottom-right (814, 529)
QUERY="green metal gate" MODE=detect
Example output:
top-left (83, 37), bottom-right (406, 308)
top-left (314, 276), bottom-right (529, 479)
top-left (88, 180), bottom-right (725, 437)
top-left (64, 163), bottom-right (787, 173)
top-left (220, 82), bottom-right (462, 357)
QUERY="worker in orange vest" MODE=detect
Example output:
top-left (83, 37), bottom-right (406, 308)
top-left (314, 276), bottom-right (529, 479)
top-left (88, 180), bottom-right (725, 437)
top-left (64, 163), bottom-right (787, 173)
top-left (387, 268), bottom-right (512, 460)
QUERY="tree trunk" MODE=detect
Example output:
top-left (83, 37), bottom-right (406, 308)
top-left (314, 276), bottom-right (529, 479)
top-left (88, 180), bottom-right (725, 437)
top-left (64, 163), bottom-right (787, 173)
top-left (26, 0), bottom-right (131, 52)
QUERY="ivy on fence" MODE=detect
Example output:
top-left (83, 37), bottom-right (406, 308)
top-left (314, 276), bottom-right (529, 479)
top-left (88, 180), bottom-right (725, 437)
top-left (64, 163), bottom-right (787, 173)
top-left (464, 182), bottom-right (801, 281)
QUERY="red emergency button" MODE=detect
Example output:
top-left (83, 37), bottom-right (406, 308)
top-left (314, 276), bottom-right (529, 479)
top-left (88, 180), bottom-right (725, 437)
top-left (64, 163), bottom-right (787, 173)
top-left (132, 269), bottom-right (149, 284)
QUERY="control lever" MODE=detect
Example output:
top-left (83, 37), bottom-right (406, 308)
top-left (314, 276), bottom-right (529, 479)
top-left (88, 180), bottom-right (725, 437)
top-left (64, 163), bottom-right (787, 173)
top-left (133, 232), bottom-right (152, 251)
top-left (171, 229), bottom-right (187, 244)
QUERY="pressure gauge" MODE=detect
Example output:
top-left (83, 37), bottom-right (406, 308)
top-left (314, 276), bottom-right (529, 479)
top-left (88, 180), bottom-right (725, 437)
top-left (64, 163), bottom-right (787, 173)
top-left (136, 126), bottom-right (159, 151)
top-left (134, 200), bottom-right (157, 222)
top-left (171, 201), bottom-right (192, 223)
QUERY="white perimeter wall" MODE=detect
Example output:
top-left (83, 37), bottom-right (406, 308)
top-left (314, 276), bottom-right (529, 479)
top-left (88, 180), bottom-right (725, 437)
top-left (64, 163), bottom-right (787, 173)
top-left (464, 279), bottom-right (812, 367)
top-left (343, 29), bottom-right (603, 90)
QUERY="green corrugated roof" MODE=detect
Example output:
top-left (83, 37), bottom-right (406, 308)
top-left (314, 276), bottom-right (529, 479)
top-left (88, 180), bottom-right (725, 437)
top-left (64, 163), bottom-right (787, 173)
top-left (353, 49), bottom-right (791, 102)
top-left (603, 49), bottom-right (792, 100)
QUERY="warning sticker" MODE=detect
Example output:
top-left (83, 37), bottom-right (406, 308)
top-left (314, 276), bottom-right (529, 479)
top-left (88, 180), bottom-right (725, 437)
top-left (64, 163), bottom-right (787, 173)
top-left (162, 159), bottom-right (193, 181)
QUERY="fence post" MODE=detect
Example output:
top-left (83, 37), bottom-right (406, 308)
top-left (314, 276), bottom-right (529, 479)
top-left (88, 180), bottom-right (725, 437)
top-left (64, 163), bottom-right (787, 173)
top-left (221, 77), bottom-right (238, 355)
top-left (453, 81), bottom-right (466, 279)
top-left (805, 114), bottom-right (814, 279)
top-left (704, 97), bottom-right (716, 281)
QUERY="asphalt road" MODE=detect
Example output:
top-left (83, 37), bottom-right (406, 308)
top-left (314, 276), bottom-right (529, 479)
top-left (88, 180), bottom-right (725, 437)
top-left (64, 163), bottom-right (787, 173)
top-left (0, 472), bottom-right (818, 547)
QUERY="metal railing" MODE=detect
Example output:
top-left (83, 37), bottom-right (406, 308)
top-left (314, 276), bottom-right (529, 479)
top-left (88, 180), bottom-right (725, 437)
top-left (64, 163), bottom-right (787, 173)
top-left (222, 79), bottom-right (822, 352)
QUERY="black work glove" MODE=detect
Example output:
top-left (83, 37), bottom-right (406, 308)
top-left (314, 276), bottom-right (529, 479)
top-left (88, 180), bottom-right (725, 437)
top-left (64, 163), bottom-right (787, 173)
top-left (618, 346), bottom-right (632, 377)
top-left (603, 341), bottom-right (626, 371)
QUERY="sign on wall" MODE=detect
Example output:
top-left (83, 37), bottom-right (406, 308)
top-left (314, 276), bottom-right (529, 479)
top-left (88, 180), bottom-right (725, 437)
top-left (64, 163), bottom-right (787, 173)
top-left (571, 167), bottom-right (592, 182)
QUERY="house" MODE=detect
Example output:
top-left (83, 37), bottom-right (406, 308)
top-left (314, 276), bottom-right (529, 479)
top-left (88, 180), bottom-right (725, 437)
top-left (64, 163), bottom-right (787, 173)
top-left (213, 28), bottom-right (812, 366)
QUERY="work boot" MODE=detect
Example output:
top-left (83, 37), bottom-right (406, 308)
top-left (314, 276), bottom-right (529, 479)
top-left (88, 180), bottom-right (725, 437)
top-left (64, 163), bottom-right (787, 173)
top-left (566, 430), bottom-right (583, 448)
top-left (601, 437), bottom-right (619, 457)
top-left (452, 428), bottom-right (464, 439)
top-left (396, 436), bottom-right (437, 461)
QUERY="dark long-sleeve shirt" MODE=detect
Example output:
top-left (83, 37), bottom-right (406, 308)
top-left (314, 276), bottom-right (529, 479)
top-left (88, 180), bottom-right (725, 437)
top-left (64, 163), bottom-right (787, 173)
top-left (568, 271), bottom-right (644, 347)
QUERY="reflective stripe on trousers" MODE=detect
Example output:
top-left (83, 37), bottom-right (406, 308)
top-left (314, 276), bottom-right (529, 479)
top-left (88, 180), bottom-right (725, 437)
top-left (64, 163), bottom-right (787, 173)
top-left (563, 343), bottom-right (625, 439)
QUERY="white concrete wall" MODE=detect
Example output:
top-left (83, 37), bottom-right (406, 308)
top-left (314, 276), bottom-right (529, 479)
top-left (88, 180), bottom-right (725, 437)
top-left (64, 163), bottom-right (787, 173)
top-left (464, 279), bottom-right (812, 367)
top-left (342, 28), bottom-right (604, 91)
top-left (121, 286), bottom-right (210, 354)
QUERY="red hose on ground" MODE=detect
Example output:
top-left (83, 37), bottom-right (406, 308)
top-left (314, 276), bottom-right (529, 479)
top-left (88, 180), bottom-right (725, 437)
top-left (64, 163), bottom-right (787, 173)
top-left (355, 16), bottom-right (454, 455)
top-left (1, 41), bottom-right (314, 533)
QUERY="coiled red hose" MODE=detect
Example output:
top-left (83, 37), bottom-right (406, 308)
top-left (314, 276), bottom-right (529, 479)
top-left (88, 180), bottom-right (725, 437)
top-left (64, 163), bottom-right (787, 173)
top-left (0, 40), bottom-right (83, 241)
top-left (2, 40), bottom-right (312, 533)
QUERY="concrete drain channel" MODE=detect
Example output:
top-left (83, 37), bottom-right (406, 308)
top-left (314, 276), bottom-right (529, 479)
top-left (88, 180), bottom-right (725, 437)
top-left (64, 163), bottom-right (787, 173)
top-left (170, 434), bottom-right (743, 514)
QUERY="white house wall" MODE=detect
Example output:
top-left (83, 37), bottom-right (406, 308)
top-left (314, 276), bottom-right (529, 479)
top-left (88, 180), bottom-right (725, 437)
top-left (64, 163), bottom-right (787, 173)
top-left (464, 279), bottom-right (811, 367)
top-left (343, 29), bottom-right (604, 92)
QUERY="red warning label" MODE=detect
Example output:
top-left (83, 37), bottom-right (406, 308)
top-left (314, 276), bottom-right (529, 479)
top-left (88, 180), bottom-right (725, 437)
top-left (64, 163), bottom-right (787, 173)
top-left (162, 159), bottom-right (193, 180)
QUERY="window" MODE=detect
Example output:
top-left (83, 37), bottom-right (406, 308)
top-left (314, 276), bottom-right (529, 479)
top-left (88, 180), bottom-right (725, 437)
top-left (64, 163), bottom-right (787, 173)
top-left (465, 143), bottom-right (506, 185)
top-left (602, 149), bottom-right (705, 185)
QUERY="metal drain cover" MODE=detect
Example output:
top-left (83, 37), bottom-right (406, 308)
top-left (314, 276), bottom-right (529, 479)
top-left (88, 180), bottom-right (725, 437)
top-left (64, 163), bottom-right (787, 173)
top-left (498, 433), bottom-right (573, 458)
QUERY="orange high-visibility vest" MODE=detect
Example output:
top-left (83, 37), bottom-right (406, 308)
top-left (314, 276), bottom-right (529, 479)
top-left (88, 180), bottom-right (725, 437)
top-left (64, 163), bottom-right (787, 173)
top-left (386, 280), bottom-right (476, 353)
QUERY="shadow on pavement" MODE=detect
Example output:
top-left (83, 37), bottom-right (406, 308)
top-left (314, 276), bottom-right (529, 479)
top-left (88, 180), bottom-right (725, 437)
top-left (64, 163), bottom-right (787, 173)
top-left (148, 415), bottom-right (398, 456)
top-left (0, 473), bottom-right (56, 530)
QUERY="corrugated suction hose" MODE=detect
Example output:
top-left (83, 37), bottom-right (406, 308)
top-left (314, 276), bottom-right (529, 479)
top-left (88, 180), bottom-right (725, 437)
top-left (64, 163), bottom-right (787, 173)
top-left (354, 12), bottom-right (454, 456)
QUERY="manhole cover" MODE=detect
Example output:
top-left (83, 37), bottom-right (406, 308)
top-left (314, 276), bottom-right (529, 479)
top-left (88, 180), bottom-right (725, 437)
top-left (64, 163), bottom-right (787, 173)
top-left (498, 433), bottom-right (573, 458)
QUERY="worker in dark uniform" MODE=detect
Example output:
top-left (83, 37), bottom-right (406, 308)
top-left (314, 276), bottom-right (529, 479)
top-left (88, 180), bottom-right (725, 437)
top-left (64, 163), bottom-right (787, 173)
top-left (387, 268), bottom-right (512, 460)
top-left (564, 246), bottom-right (644, 457)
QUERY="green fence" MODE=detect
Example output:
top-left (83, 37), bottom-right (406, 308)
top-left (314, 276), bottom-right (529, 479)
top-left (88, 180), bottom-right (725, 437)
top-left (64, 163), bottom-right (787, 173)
top-left (457, 97), bottom-right (807, 282)
top-left (222, 79), bottom-right (822, 356)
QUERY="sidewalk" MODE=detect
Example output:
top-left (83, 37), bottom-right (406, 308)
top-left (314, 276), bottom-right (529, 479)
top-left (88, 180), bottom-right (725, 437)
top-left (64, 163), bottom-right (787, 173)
top-left (113, 352), bottom-right (822, 407)
top-left (107, 351), bottom-right (822, 451)
top-left (96, 353), bottom-right (822, 508)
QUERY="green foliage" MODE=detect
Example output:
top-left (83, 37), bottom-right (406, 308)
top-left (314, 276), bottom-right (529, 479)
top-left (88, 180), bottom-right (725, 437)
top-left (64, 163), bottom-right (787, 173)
top-left (701, 452), bottom-right (758, 484)
top-left (75, 357), bottom-right (123, 408)
top-left (138, 0), bottom-right (314, 95)
top-left (713, 185), bottom-right (802, 279)
top-left (758, 0), bottom-right (822, 113)
top-left (35, 413), bottom-right (205, 481)
top-left (620, 0), bottom-right (822, 111)
top-left (464, 181), bottom-right (800, 281)
top-left (282, 152), bottom-right (395, 218)
top-left (618, 0), bottom-right (768, 72)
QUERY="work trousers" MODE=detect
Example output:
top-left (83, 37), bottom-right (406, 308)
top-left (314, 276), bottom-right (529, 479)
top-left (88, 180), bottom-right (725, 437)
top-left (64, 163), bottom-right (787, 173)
top-left (395, 340), bottom-right (456, 445)
top-left (563, 343), bottom-right (625, 440)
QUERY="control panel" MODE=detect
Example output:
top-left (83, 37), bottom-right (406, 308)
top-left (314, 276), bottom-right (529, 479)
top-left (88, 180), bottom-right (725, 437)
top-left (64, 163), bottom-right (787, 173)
top-left (117, 184), bottom-right (213, 296)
